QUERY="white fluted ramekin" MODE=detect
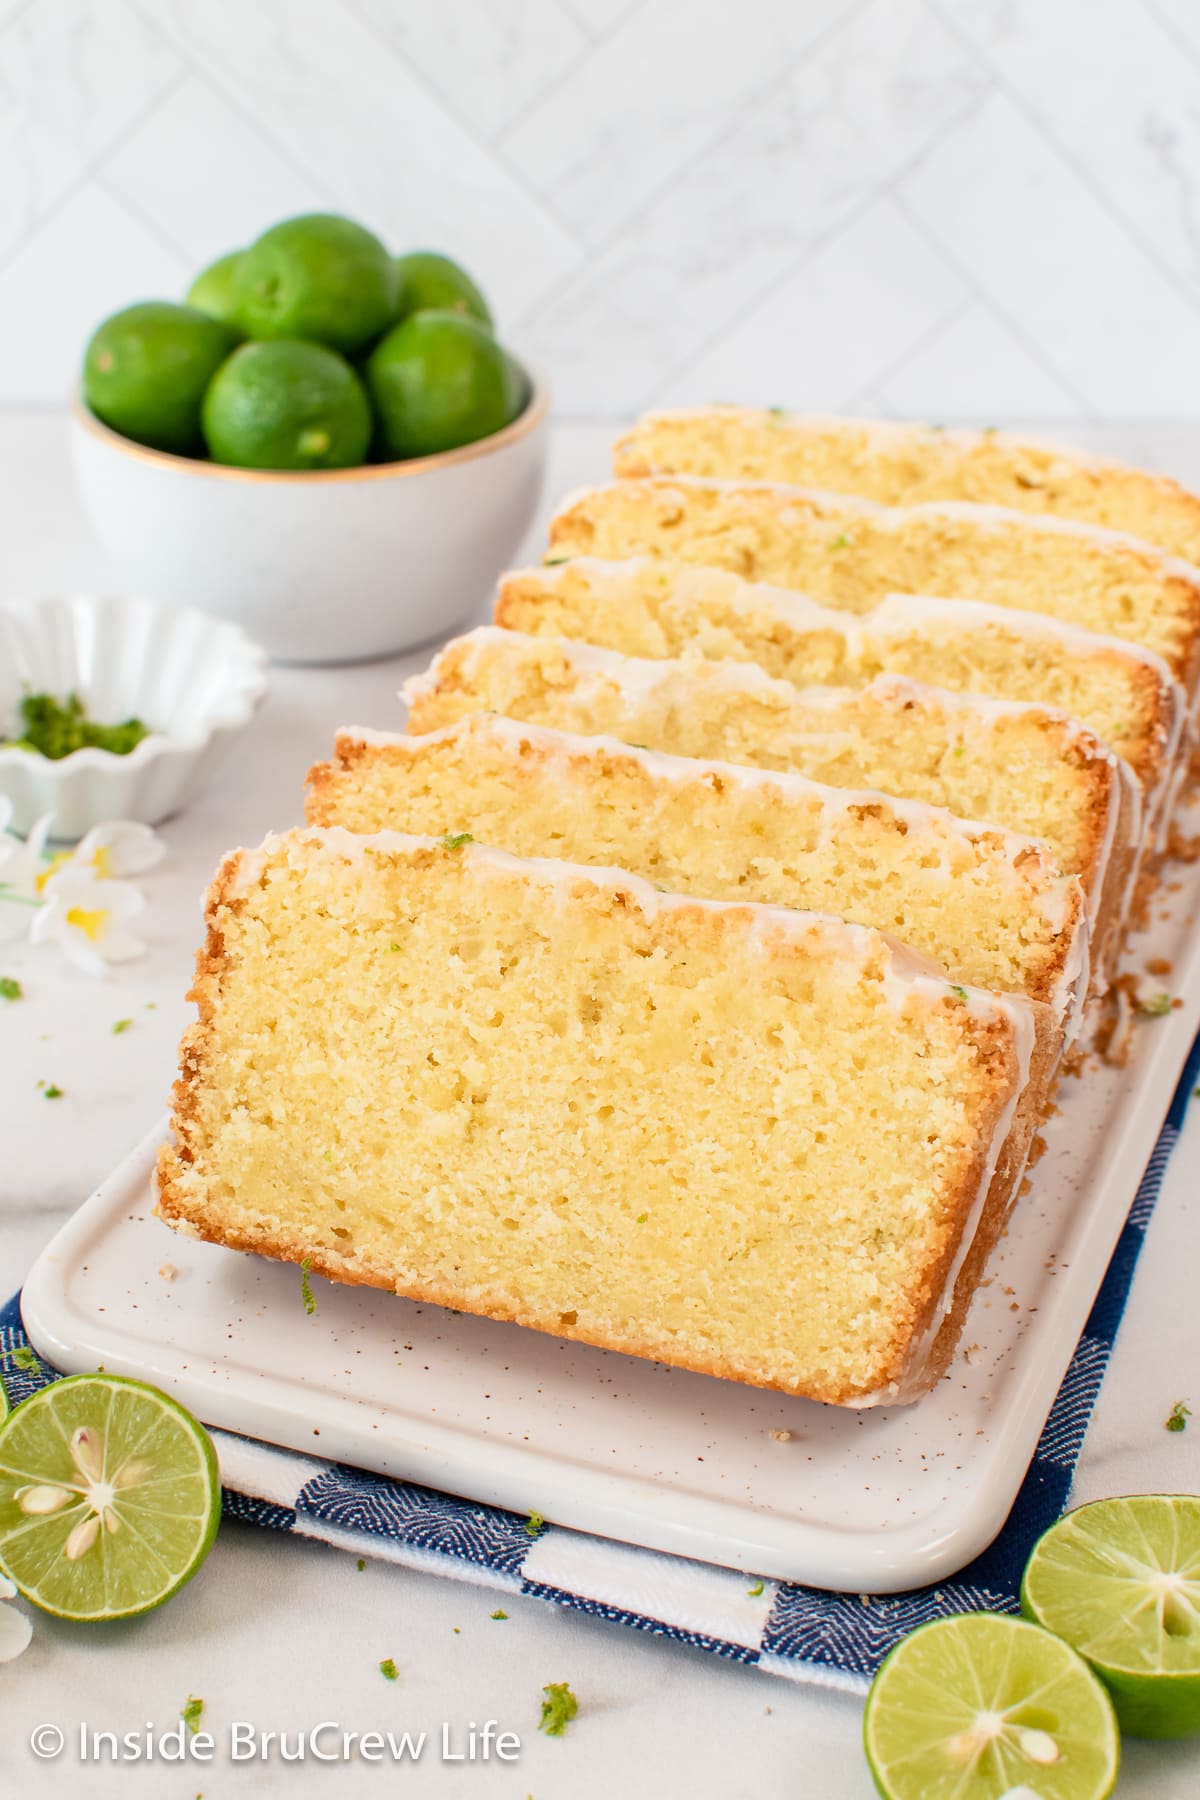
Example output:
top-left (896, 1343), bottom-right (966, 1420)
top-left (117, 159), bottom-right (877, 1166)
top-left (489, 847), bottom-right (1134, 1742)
top-left (0, 594), bottom-right (269, 839)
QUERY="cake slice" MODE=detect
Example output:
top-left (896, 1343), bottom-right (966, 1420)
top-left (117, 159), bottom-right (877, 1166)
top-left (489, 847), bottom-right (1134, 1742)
top-left (157, 827), bottom-right (1047, 1405)
top-left (403, 628), bottom-right (1137, 977)
top-left (612, 409), bottom-right (1200, 567)
top-left (307, 710), bottom-right (1089, 1024)
top-left (496, 557), bottom-right (1188, 847)
top-left (546, 478), bottom-right (1200, 694)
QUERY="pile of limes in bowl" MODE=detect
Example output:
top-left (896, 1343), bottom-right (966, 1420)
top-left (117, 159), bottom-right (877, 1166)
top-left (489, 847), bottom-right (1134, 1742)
top-left (81, 213), bottom-right (529, 472)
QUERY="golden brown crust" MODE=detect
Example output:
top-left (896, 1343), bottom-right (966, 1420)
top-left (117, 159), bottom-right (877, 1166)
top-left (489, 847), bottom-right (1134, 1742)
top-left (547, 479), bottom-right (1200, 693)
top-left (611, 410), bottom-right (1200, 572)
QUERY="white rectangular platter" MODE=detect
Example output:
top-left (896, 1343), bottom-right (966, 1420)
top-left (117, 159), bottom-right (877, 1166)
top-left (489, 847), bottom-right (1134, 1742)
top-left (21, 865), bottom-right (1200, 1594)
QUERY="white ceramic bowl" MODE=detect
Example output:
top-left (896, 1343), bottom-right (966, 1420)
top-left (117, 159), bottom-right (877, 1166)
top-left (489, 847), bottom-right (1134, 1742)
top-left (71, 373), bottom-right (551, 664)
top-left (0, 594), bottom-right (269, 839)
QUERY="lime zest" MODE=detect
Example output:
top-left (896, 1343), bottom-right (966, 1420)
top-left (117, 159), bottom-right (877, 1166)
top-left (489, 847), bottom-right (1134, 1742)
top-left (379, 1657), bottom-right (398, 1681)
top-left (491, 1608), bottom-right (508, 1619)
top-left (0, 977), bottom-right (22, 1001)
top-left (747, 1580), bottom-right (764, 1597)
top-left (441, 832), bottom-right (474, 851)
top-left (180, 1696), bottom-right (204, 1736)
top-left (112, 1018), bottom-right (133, 1035)
top-left (1166, 1401), bottom-right (1191, 1432)
top-left (299, 1258), bottom-right (316, 1316)
top-left (538, 1681), bottom-right (577, 1737)
top-left (524, 1511), bottom-right (544, 1537)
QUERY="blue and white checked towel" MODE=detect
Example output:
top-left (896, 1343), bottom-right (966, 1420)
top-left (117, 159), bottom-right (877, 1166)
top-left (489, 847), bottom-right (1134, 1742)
top-left (5, 1032), bottom-right (1198, 1694)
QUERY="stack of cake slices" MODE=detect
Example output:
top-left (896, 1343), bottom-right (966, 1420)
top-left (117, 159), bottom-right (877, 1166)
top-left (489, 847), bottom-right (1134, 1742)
top-left (159, 412), bottom-right (1199, 1410)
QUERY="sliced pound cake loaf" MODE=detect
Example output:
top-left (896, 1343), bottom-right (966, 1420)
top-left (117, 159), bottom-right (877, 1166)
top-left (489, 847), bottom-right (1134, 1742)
top-left (157, 828), bottom-right (1046, 1405)
top-left (496, 557), bottom-right (1187, 846)
top-left (307, 710), bottom-right (1088, 1025)
top-left (613, 409), bottom-right (1200, 567)
top-left (546, 478), bottom-right (1200, 695)
top-left (404, 628), bottom-right (1137, 977)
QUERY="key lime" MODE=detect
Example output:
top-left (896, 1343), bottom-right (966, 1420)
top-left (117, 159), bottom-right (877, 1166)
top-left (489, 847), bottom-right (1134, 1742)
top-left (202, 340), bottom-right (372, 471)
top-left (0, 1372), bottom-right (220, 1621)
top-left (235, 213), bottom-right (398, 356)
top-left (186, 249), bottom-right (246, 332)
top-left (863, 1612), bottom-right (1119, 1799)
top-left (83, 301), bottom-right (239, 455)
top-left (394, 250), bottom-right (493, 330)
top-left (1022, 1494), bottom-right (1200, 1737)
top-left (366, 311), bottom-right (524, 461)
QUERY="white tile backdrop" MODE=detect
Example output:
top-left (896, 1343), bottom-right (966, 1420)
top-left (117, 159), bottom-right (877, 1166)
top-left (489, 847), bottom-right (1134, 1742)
top-left (2, 0), bottom-right (1198, 419)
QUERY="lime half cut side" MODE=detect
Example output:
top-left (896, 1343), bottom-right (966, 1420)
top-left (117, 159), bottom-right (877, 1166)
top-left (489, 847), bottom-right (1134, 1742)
top-left (864, 1612), bottom-right (1119, 1800)
top-left (1022, 1494), bottom-right (1200, 1738)
top-left (0, 1373), bottom-right (220, 1621)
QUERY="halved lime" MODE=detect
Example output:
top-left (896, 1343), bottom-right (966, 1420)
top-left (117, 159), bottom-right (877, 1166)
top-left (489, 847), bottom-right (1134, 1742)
top-left (863, 1612), bottom-right (1119, 1799)
top-left (0, 1373), bottom-right (220, 1621)
top-left (1022, 1494), bottom-right (1200, 1738)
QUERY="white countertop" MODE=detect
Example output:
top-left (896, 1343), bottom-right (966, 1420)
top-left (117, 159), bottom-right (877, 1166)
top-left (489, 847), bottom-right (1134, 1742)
top-left (2, 412), bottom-right (1200, 1800)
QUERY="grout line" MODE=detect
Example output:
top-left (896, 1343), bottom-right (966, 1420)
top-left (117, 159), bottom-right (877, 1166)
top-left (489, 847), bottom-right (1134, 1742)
top-left (843, 290), bottom-right (976, 413)
top-left (488, 0), bottom-right (650, 148)
top-left (629, 86), bottom-right (998, 414)
top-left (888, 187), bottom-right (1090, 414)
top-left (91, 170), bottom-right (192, 270)
top-left (509, 0), bottom-right (875, 333)
top-left (927, 0), bottom-right (1200, 327)
top-left (0, 62), bottom-right (192, 285)
top-left (1143, 0), bottom-right (1200, 70)
top-left (335, 0), bottom-right (586, 252)
top-left (126, 1), bottom-right (347, 212)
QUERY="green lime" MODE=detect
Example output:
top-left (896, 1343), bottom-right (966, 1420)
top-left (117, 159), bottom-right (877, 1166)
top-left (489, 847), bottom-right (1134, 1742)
top-left (1022, 1494), bottom-right (1200, 1738)
top-left (235, 213), bottom-right (398, 356)
top-left (0, 1373), bottom-right (220, 1621)
top-left (186, 250), bottom-right (246, 332)
top-left (395, 250), bottom-right (492, 330)
top-left (366, 311), bottom-right (524, 461)
top-left (83, 301), bottom-right (240, 455)
top-left (863, 1612), bottom-right (1119, 1799)
top-left (202, 340), bottom-right (372, 471)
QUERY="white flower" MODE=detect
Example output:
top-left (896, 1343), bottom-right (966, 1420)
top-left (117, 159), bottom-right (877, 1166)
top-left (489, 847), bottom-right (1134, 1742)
top-left (0, 813), bottom-right (52, 941)
top-left (0, 1574), bottom-right (32, 1663)
top-left (67, 820), bottom-right (166, 881)
top-left (31, 869), bottom-right (146, 976)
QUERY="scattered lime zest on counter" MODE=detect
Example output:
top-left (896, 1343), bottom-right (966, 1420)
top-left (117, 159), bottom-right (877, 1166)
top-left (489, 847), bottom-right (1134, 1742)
top-left (5, 691), bottom-right (150, 760)
top-left (180, 1696), bottom-right (204, 1735)
top-left (1166, 1400), bottom-right (1191, 1432)
top-left (442, 832), bottom-right (474, 851)
top-left (0, 976), bottom-right (21, 1000)
top-left (112, 1017), bottom-right (133, 1034)
top-left (949, 986), bottom-right (969, 1003)
top-left (43, 1083), bottom-right (63, 1099)
top-left (524, 1511), bottom-right (544, 1536)
top-left (747, 1580), bottom-right (764, 1597)
top-left (300, 1258), bottom-right (317, 1316)
top-left (356, 1557), bottom-right (365, 1571)
top-left (1137, 992), bottom-right (1172, 1017)
top-left (1, 1345), bottom-right (37, 1372)
top-left (538, 1681), bottom-right (578, 1738)
top-left (379, 1657), bottom-right (398, 1681)
top-left (491, 1608), bottom-right (508, 1619)
top-left (635, 1212), bottom-right (648, 1224)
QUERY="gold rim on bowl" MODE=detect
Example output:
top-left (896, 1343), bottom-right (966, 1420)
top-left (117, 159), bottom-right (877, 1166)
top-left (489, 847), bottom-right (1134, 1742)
top-left (71, 366), bottom-right (550, 484)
